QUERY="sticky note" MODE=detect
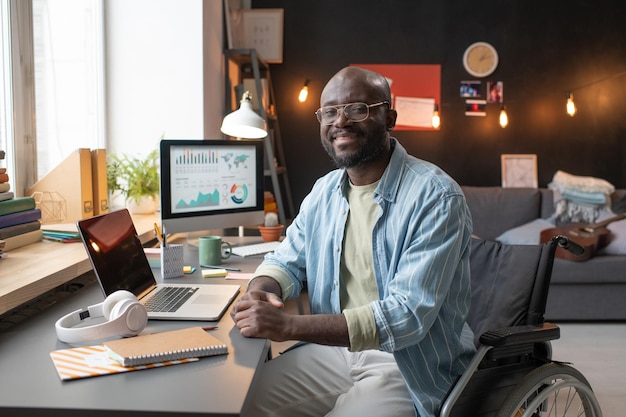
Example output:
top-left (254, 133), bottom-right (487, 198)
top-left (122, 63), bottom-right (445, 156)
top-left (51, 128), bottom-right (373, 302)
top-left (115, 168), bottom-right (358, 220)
top-left (201, 268), bottom-right (227, 278)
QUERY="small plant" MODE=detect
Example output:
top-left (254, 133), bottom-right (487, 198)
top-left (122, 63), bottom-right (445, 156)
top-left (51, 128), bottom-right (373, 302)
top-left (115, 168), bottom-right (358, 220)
top-left (264, 212), bottom-right (280, 227)
top-left (259, 212), bottom-right (283, 242)
top-left (107, 149), bottom-right (160, 204)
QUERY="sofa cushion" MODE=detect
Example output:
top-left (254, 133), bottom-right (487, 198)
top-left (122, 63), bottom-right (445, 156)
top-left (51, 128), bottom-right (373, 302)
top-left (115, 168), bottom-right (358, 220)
top-left (539, 189), bottom-right (555, 218)
top-left (551, 255), bottom-right (626, 284)
top-left (611, 190), bottom-right (626, 214)
top-left (462, 186), bottom-right (542, 240)
top-left (597, 217), bottom-right (626, 255)
top-left (495, 218), bottom-right (555, 245)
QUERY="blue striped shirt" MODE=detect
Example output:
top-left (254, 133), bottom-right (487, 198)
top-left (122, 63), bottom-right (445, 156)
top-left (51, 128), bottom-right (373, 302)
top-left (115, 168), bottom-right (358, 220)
top-left (257, 139), bottom-right (476, 417)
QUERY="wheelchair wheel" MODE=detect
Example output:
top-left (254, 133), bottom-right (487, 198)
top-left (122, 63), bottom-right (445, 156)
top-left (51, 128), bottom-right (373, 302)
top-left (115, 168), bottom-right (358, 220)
top-left (496, 363), bottom-right (603, 417)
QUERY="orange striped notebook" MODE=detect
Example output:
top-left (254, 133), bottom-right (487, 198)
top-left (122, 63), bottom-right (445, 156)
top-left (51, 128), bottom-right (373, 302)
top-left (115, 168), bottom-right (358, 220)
top-left (50, 345), bottom-right (198, 381)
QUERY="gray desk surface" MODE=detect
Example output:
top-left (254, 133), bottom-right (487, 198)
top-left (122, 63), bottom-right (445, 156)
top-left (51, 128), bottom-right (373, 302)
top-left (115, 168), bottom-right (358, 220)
top-left (0, 236), bottom-right (272, 416)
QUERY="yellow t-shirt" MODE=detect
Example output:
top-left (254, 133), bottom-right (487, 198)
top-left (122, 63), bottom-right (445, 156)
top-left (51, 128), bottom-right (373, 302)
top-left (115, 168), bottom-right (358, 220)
top-left (341, 180), bottom-right (380, 351)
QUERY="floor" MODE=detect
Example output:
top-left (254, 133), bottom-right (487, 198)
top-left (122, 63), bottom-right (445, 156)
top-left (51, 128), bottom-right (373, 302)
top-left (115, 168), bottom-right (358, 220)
top-left (552, 322), bottom-right (626, 417)
top-left (274, 297), bottom-right (625, 416)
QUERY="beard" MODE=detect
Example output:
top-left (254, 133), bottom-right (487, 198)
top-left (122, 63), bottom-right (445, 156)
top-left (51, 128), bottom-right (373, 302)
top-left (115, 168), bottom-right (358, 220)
top-left (322, 124), bottom-right (388, 168)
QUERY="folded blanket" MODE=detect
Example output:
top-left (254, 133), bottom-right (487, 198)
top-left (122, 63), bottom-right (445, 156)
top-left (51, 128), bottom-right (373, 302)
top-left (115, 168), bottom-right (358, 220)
top-left (550, 185), bottom-right (604, 225)
top-left (552, 185), bottom-right (607, 205)
top-left (552, 170), bottom-right (615, 195)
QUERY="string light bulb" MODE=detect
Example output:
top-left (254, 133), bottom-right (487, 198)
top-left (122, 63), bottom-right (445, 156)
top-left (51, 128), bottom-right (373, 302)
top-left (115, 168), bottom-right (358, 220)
top-left (566, 91), bottom-right (577, 117)
top-left (499, 105), bottom-right (509, 128)
top-left (298, 79), bottom-right (310, 103)
top-left (431, 104), bottom-right (441, 129)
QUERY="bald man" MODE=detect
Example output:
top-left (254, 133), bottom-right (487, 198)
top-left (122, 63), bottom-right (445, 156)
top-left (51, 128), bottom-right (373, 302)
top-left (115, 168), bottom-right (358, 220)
top-left (232, 67), bottom-right (476, 417)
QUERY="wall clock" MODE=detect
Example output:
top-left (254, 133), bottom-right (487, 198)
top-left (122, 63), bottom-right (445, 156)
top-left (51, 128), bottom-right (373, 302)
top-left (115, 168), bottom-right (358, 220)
top-left (463, 42), bottom-right (499, 78)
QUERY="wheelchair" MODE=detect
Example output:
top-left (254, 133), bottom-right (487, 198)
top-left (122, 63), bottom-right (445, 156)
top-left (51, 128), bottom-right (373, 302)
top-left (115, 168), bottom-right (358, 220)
top-left (439, 235), bottom-right (603, 417)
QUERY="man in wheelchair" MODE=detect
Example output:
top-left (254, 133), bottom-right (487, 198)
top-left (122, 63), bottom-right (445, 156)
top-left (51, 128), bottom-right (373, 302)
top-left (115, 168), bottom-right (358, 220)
top-left (232, 66), bottom-right (476, 417)
top-left (231, 66), bottom-right (602, 417)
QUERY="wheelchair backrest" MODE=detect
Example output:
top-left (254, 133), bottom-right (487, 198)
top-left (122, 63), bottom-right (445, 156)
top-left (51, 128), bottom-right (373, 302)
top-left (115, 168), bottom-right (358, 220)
top-left (467, 238), bottom-right (556, 346)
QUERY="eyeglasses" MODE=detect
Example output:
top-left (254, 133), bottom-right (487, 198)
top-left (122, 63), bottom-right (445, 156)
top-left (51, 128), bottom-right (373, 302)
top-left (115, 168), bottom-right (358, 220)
top-left (315, 101), bottom-right (389, 125)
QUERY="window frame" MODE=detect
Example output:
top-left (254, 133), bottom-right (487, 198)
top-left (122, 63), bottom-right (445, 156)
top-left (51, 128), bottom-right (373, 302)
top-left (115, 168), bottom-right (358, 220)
top-left (4, 0), bottom-right (37, 197)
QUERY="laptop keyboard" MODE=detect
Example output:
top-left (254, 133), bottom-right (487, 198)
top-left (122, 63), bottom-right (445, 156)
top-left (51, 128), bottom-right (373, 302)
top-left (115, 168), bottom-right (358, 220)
top-left (143, 286), bottom-right (199, 313)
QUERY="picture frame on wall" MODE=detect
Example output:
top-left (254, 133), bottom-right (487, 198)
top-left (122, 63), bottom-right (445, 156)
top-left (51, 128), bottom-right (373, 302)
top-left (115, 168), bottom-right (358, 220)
top-left (241, 9), bottom-right (284, 63)
top-left (465, 99), bottom-right (486, 116)
top-left (501, 154), bottom-right (538, 188)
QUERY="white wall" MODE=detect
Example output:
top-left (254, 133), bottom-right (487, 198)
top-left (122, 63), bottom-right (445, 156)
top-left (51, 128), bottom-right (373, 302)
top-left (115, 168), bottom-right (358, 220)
top-left (105, 0), bottom-right (223, 157)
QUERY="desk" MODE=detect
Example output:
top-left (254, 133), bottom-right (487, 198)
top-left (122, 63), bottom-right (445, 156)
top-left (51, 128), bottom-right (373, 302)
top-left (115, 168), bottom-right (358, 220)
top-left (0, 234), bottom-right (271, 416)
top-left (0, 213), bottom-right (159, 316)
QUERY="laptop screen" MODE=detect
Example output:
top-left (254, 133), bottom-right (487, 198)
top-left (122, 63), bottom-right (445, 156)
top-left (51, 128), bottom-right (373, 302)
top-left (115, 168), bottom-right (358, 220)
top-left (77, 209), bottom-right (156, 297)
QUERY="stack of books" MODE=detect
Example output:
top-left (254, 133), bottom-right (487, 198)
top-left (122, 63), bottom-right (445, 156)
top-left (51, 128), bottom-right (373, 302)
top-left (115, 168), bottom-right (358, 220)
top-left (0, 150), bottom-right (9, 201)
top-left (0, 150), bottom-right (5, 257)
top-left (41, 224), bottom-right (82, 243)
top-left (0, 150), bottom-right (43, 252)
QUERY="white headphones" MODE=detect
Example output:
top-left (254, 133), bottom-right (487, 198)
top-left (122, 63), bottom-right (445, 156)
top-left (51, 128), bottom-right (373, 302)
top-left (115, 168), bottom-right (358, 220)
top-left (55, 290), bottom-right (148, 343)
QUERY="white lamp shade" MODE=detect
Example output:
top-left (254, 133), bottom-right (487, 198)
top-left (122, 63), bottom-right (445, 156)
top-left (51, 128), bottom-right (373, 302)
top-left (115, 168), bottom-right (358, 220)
top-left (220, 99), bottom-right (268, 139)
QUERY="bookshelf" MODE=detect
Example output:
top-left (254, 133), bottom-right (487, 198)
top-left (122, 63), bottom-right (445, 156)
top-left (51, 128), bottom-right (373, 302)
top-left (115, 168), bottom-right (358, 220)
top-left (224, 49), bottom-right (295, 225)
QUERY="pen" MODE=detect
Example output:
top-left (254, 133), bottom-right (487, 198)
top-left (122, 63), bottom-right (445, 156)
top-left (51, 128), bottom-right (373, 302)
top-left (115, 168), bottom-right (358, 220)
top-left (201, 264), bottom-right (241, 272)
top-left (153, 223), bottom-right (164, 246)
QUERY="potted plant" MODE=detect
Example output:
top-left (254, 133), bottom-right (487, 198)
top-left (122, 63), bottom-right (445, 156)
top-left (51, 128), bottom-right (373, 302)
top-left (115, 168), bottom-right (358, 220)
top-left (107, 149), bottom-right (160, 214)
top-left (258, 212), bottom-right (284, 242)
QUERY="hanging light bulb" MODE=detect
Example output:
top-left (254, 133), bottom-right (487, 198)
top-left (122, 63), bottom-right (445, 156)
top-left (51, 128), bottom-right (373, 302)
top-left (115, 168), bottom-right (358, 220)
top-left (499, 105), bottom-right (509, 128)
top-left (298, 79), bottom-right (310, 103)
top-left (431, 104), bottom-right (441, 129)
top-left (566, 91), bottom-right (576, 117)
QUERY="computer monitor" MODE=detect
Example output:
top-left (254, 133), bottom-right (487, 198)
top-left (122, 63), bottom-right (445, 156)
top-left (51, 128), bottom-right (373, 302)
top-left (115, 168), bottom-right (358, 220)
top-left (159, 139), bottom-right (265, 235)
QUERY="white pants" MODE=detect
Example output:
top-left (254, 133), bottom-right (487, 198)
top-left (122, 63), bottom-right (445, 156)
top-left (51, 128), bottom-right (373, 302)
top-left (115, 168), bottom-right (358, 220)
top-left (242, 343), bottom-right (417, 417)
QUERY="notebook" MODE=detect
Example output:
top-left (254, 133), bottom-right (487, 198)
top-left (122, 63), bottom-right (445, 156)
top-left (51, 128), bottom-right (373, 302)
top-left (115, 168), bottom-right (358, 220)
top-left (50, 345), bottom-right (199, 381)
top-left (76, 208), bottom-right (240, 321)
top-left (103, 326), bottom-right (228, 366)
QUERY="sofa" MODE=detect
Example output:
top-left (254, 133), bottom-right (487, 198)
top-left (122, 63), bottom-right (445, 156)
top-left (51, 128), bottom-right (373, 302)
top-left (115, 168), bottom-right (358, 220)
top-left (461, 186), bottom-right (626, 321)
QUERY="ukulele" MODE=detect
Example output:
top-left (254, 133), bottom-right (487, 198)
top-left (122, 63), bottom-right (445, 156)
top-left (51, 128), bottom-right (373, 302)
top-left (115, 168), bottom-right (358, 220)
top-left (539, 212), bottom-right (626, 261)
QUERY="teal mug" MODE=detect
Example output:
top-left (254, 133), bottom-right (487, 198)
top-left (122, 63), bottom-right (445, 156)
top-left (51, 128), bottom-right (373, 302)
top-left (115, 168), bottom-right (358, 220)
top-left (198, 236), bottom-right (232, 266)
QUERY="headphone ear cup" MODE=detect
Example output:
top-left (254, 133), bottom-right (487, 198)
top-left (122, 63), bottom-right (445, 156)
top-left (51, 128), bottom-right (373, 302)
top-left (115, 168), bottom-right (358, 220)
top-left (103, 290), bottom-right (137, 320)
top-left (109, 298), bottom-right (148, 336)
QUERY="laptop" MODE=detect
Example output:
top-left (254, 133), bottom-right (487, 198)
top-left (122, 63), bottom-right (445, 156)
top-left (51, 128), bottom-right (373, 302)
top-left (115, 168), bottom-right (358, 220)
top-left (76, 208), bottom-right (240, 321)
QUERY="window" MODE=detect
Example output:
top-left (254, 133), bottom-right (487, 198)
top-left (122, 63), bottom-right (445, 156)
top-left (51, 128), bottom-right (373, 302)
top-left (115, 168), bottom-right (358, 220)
top-left (1, 0), bottom-right (104, 196)
top-left (32, 0), bottom-right (105, 179)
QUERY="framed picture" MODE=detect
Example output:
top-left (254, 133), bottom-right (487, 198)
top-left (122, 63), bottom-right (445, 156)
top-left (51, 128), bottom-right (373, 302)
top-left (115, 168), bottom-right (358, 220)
top-left (465, 99), bottom-right (486, 116)
top-left (501, 154), bottom-right (538, 188)
top-left (460, 80), bottom-right (481, 97)
top-left (487, 81), bottom-right (504, 103)
top-left (241, 9), bottom-right (284, 63)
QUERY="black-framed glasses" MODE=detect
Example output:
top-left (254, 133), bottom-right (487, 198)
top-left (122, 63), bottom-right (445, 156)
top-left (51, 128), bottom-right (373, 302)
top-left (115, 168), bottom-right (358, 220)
top-left (315, 101), bottom-right (389, 125)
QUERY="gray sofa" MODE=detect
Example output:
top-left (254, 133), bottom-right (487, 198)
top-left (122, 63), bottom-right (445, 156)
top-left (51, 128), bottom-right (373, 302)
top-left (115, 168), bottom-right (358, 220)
top-left (461, 186), bottom-right (626, 321)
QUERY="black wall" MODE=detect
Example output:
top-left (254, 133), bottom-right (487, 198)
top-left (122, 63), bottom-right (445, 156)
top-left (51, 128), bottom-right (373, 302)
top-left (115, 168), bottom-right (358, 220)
top-left (252, 0), bottom-right (626, 210)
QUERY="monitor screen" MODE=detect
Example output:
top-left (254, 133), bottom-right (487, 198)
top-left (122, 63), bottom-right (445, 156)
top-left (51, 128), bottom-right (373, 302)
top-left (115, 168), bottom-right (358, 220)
top-left (159, 139), bottom-right (265, 234)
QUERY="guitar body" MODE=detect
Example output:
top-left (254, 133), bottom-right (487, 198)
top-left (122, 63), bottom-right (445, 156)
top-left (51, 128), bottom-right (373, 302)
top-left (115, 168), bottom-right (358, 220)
top-left (540, 224), bottom-right (612, 262)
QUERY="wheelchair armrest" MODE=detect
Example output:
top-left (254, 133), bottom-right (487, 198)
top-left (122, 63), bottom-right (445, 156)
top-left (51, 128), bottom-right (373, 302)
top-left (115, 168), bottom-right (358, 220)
top-left (478, 322), bottom-right (560, 347)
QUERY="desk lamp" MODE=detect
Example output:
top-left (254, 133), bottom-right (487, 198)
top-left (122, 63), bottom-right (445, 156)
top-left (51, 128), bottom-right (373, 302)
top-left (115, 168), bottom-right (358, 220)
top-left (220, 91), bottom-right (268, 139)
top-left (220, 91), bottom-right (267, 237)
